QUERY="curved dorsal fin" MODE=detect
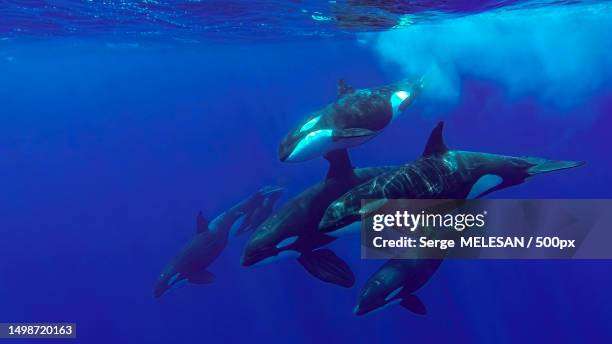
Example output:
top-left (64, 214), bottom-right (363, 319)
top-left (337, 79), bottom-right (354, 97)
top-left (422, 121), bottom-right (448, 157)
top-left (324, 149), bottom-right (356, 181)
top-left (196, 211), bottom-right (209, 234)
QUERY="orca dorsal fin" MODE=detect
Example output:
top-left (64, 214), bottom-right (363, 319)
top-left (337, 79), bottom-right (354, 97)
top-left (196, 211), bottom-right (209, 234)
top-left (422, 121), bottom-right (448, 157)
top-left (324, 149), bottom-right (357, 181)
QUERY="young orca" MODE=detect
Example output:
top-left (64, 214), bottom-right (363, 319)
top-left (319, 121), bottom-right (584, 233)
top-left (241, 149), bottom-right (396, 288)
top-left (353, 259), bottom-right (442, 316)
top-left (153, 186), bottom-right (283, 298)
top-left (278, 78), bottom-right (423, 162)
top-left (234, 185), bottom-right (284, 236)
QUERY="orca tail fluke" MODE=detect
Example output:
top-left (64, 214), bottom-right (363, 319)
top-left (527, 159), bottom-right (585, 176)
top-left (297, 249), bottom-right (356, 288)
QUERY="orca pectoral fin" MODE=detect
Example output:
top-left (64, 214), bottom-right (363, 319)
top-left (187, 270), bottom-right (215, 284)
top-left (332, 128), bottom-right (377, 142)
top-left (297, 249), bottom-right (355, 288)
top-left (400, 295), bottom-right (427, 315)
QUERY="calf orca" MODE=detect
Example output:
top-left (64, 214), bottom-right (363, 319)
top-left (279, 78), bottom-right (422, 162)
top-left (241, 149), bottom-right (395, 288)
top-left (235, 185), bottom-right (284, 236)
top-left (153, 186), bottom-right (283, 298)
top-left (319, 121), bottom-right (584, 233)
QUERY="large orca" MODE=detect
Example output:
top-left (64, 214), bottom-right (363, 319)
top-left (353, 259), bottom-right (442, 316)
top-left (319, 121), bottom-right (584, 233)
top-left (278, 78), bottom-right (422, 162)
top-left (153, 186), bottom-right (283, 298)
top-left (241, 149), bottom-right (395, 288)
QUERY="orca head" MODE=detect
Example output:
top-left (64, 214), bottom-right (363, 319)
top-left (259, 185), bottom-right (284, 205)
top-left (241, 214), bottom-right (301, 267)
top-left (354, 259), bottom-right (437, 316)
top-left (524, 156), bottom-right (585, 177)
top-left (153, 267), bottom-right (187, 298)
top-left (389, 79), bottom-right (423, 119)
top-left (465, 153), bottom-right (585, 199)
top-left (319, 192), bottom-right (362, 233)
top-left (279, 114), bottom-right (332, 162)
top-left (354, 270), bottom-right (404, 316)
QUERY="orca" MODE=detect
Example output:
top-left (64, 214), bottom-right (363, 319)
top-left (278, 78), bottom-right (423, 162)
top-left (353, 259), bottom-right (442, 316)
top-left (241, 149), bottom-right (395, 288)
top-left (234, 185), bottom-right (284, 236)
top-left (319, 121), bottom-right (584, 233)
top-left (153, 186), bottom-right (283, 298)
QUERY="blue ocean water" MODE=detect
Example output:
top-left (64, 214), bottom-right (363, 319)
top-left (1, 1), bottom-right (611, 343)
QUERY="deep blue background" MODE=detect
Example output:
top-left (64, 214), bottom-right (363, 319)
top-left (0, 39), bottom-right (611, 343)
